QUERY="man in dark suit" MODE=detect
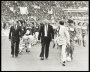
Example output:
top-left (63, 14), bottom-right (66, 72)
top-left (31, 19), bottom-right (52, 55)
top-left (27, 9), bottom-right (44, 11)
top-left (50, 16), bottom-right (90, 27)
top-left (9, 21), bottom-right (21, 58)
top-left (38, 19), bottom-right (54, 60)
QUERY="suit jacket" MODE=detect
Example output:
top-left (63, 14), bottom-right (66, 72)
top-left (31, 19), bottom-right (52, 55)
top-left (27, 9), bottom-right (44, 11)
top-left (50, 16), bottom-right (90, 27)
top-left (38, 24), bottom-right (54, 42)
top-left (9, 25), bottom-right (21, 41)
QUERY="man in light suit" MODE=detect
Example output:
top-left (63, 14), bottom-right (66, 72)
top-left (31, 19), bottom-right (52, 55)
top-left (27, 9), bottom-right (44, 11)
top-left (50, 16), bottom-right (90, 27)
top-left (38, 19), bottom-right (54, 60)
top-left (55, 21), bottom-right (70, 66)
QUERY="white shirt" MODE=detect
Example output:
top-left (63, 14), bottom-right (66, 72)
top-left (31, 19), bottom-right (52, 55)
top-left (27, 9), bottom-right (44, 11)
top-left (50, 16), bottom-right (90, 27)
top-left (56, 25), bottom-right (70, 45)
top-left (44, 25), bottom-right (48, 37)
top-left (14, 25), bottom-right (17, 30)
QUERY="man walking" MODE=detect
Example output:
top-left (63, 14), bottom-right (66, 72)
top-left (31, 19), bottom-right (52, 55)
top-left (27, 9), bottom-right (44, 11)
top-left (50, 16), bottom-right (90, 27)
top-left (38, 19), bottom-right (54, 60)
top-left (9, 21), bottom-right (21, 58)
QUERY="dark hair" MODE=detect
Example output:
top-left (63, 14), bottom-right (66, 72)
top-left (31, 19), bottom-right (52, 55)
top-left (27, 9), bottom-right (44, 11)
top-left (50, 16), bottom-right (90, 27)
top-left (17, 20), bottom-right (22, 24)
top-left (32, 22), bottom-right (34, 25)
top-left (22, 20), bottom-right (25, 24)
top-left (68, 19), bottom-right (73, 24)
top-left (59, 21), bottom-right (64, 25)
top-left (18, 20), bottom-right (25, 24)
top-left (17, 20), bottom-right (20, 23)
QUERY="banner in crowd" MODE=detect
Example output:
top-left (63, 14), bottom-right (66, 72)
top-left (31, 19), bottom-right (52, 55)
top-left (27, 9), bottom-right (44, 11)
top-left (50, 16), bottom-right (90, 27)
top-left (19, 7), bottom-right (28, 14)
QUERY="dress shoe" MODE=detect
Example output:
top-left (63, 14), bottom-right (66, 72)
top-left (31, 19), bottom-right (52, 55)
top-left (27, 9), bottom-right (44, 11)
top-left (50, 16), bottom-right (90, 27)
top-left (46, 57), bottom-right (48, 60)
top-left (15, 55), bottom-right (18, 58)
top-left (62, 63), bottom-right (65, 66)
top-left (12, 55), bottom-right (14, 58)
top-left (62, 61), bottom-right (66, 66)
top-left (40, 57), bottom-right (44, 60)
top-left (27, 50), bottom-right (30, 53)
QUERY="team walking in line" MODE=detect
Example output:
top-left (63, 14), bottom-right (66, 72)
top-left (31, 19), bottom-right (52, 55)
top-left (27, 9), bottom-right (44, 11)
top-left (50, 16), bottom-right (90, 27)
top-left (8, 19), bottom-right (88, 66)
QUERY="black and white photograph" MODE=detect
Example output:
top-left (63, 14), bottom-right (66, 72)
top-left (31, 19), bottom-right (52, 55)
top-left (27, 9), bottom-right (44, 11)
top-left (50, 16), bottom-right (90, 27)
top-left (1, 1), bottom-right (89, 71)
